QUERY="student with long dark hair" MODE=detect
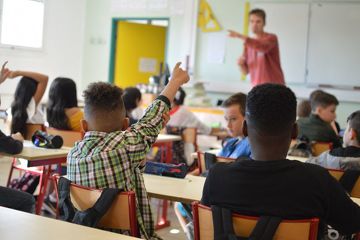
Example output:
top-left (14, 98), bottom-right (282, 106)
top-left (47, 78), bottom-right (83, 131)
top-left (8, 68), bottom-right (48, 136)
top-left (123, 87), bottom-right (142, 126)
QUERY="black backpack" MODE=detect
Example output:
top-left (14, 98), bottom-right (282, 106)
top-left (211, 205), bottom-right (282, 240)
top-left (57, 177), bottom-right (121, 228)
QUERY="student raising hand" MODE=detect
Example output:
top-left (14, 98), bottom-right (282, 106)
top-left (0, 61), bottom-right (10, 84)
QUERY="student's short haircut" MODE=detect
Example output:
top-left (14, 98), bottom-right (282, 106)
top-left (249, 8), bottom-right (266, 24)
top-left (174, 87), bottom-right (186, 105)
top-left (297, 100), bottom-right (311, 118)
top-left (83, 82), bottom-right (124, 117)
top-left (246, 84), bottom-right (296, 135)
top-left (222, 92), bottom-right (247, 116)
top-left (347, 110), bottom-right (360, 142)
top-left (309, 89), bottom-right (325, 101)
top-left (310, 91), bottom-right (339, 111)
top-left (123, 87), bottom-right (142, 111)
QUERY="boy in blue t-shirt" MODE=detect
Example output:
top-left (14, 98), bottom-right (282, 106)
top-left (218, 92), bottom-right (251, 158)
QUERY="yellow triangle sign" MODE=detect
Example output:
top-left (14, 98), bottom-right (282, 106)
top-left (198, 0), bottom-right (221, 32)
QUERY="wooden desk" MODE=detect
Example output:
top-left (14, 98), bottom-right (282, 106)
top-left (0, 207), bottom-right (139, 240)
top-left (286, 155), bottom-right (309, 163)
top-left (156, 134), bottom-right (182, 143)
top-left (351, 197), bottom-right (360, 206)
top-left (144, 174), bottom-right (205, 204)
top-left (3, 141), bottom-right (70, 214)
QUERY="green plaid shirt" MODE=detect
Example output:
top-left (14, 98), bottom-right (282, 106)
top-left (67, 97), bottom-right (170, 239)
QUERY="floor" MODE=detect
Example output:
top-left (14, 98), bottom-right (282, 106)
top-left (0, 156), bottom-right (187, 240)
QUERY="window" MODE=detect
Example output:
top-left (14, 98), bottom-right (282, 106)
top-left (0, 0), bottom-right (45, 49)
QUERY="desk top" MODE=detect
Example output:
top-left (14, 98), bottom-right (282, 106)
top-left (143, 174), bottom-right (205, 204)
top-left (156, 134), bottom-right (182, 143)
top-left (0, 207), bottom-right (140, 240)
top-left (1, 141), bottom-right (70, 161)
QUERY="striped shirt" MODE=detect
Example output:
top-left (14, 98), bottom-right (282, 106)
top-left (67, 97), bottom-right (170, 239)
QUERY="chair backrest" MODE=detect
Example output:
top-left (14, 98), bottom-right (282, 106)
top-left (182, 127), bottom-right (198, 151)
top-left (46, 127), bottom-right (84, 147)
top-left (197, 151), bottom-right (235, 174)
top-left (311, 142), bottom-right (333, 157)
top-left (192, 202), bottom-right (319, 240)
top-left (53, 175), bottom-right (138, 237)
top-left (328, 169), bottom-right (360, 198)
top-left (25, 124), bottom-right (45, 140)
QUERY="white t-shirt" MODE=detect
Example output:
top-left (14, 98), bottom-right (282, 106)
top-left (168, 105), bottom-right (212, 135)
top-left (7, 97), bottom-right (44, 124)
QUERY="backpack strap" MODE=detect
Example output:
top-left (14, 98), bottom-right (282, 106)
top-left (249, 216), bottom-right (282, 240)
top-left (205, 152), bottom-right (218, 170)
top-left (72, 188), bottom-right (121, 227)
top-left (58, 177), bottom-right (76, 222)
top-left (211, 205), bottom-right (282, 240)
top-left (339, 170), bottom-right (360, 194)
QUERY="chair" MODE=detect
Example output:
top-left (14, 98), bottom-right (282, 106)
top-left (192, 202), bottom-right (319, 240)
top-left (311, 142), bottom-right (333, 157)
top-left (328, 169), bottom-right (360, 198)
top-left (25, 124), bottom-right (45, 140)
top-left (45, 127), bottom-right (84, 147)
top-left (53, 175), bottom-right (139, 237)
top-left (197, 151), bottom-right (235, 174)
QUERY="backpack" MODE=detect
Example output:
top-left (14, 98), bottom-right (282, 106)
top-left (144, 161), bottom-right (187, 178)
top-left (211, 205), bottom-right (282, 240)
top-left (288, 136), bottom-right (312, 158)
top-left (9, 172), bottom-right (40, 194)
top-left (57, 177), bottom-right (121, 228)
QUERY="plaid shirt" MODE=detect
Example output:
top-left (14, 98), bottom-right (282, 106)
top-left (67, 97), bottom-right (170, 239)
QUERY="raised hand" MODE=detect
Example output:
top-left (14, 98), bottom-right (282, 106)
top-left (171, 62), bottom-right (190, 85)
top-left (0, 61), bottom-right (10, 84)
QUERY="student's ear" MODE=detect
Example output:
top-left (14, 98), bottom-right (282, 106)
top-left (242, 120), bottom-right (248, 137)
top-left (350, 128), bottom-right (357, 141)
top-left (81, 119), bottom-right (88, 132)
top-left (291, 123), bottom-right (298, 139)
top-left (122, 117), bottom-right (129, 131)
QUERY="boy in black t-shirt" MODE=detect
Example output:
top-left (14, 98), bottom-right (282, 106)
top-left (201, 84), bottom-right (360, 236)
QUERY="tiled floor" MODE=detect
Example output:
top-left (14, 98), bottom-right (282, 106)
top-left (0, 156), bottom-right (187, 240)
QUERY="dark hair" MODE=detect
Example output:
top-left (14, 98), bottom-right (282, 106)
top-left (11, 77), bottom-right (38, 136)
top-left (297, 100), bottom-right (311, 118)
top-left (174, 87), bottom-right (186, 105)
top-left (246, 84), bottom-right (297, 136)
top-left (83, 82), bottom-right (124, 118)
top-left (249, 8), bottom-right (266, 24)
top-left (309, 89), bottom-right (324, 101)
top-left (123, 87), bottom-right (142, 112)
top-left (47, 78), bottom-right (78, 130)
top-left (347, 110), bottom-right (360, 142)
top-left (223, 92), bottom-right (247, 116)
top-left (310, 91), bottom-right (339, 111)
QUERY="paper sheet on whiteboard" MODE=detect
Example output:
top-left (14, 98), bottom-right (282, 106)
top-left (111, 0), bottom-right (146, 11)
top-left (139, 58), bottom-right (157, 73)
top-left (207, 32), bottom-right (226, 64)
top-left (147, 0), bottom-right (168, 10)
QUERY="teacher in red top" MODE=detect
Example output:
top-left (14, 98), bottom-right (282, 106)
top-left (229, 8), bottom-right (285, 86)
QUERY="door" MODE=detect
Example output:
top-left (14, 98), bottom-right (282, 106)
top-left (113, 21), bottom-right (167, 88)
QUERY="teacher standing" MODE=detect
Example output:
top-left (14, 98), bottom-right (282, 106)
top-left (228, 8), bottom-right (285, 86)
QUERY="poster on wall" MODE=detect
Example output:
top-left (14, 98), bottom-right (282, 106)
top-left (139, 58), bottom-right (157, 73)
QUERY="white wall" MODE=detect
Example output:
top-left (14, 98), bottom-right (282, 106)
top-left (0, 0), bottom-right (86, 107)
top-left (81, 0), bottom-right (198, 92)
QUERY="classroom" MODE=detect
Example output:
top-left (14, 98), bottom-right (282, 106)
top-left (1, 0), bottom-right (360, 239)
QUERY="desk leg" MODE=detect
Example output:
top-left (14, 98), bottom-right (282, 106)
top-left (155, 200), bottom-right (171, 230)
top-left (35, 165), bottom-right (50, 215)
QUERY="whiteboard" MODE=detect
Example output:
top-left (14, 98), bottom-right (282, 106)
top-left (252, 2), bottom-right (309, 84)
top-left (307, 3), bottom-right (360, 88)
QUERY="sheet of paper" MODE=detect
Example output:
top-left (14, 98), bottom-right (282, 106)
top-left (111, 0), bottom-right (146, 11)
top-left (147, 0), bottom-right (168, 10)
top-left (139, 58), bottom-right (157, 73)
top-left (207, 32), bottom-right (226, 64)
top-left (170, 0), bottom-right (185, 15)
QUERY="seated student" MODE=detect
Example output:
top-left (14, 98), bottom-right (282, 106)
top-left (7, 68), bottom-right (48, 137)
top-left (47, 77), bottom-right (83, 131)
top-left (218, 92), bottom-right (251, 158)
top-left (307, 110), bottom-right (360, 170)
top-left (201, 84), bottom-right (360, 237)
top-left (67, 63), bottom-right (189, 239)
top-left (297, 99), bottom-right (311, 119)
top-left (122, 87), bottom-right (143, 126)
top-left (0, 62), bottom-right (35, 213)
top-left (297, 90), bottom-right (342, 148)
